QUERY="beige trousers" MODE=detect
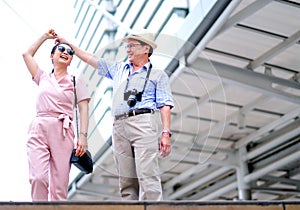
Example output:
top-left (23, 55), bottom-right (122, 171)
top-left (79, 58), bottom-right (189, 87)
top-left (112, 112), bottom-right (162, 201)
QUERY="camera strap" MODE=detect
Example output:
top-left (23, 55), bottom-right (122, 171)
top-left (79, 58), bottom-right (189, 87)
top-left (124, 63), bottom-right (152, 93)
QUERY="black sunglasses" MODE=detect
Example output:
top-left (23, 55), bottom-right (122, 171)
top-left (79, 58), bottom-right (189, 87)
top-left (57, 45), bottom-right (75, 56)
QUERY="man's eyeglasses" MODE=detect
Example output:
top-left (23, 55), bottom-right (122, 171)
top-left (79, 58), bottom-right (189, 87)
top-left (57, 45), bottom-right (75, 56)
top-left (125, 43), bottom-right (142, 49)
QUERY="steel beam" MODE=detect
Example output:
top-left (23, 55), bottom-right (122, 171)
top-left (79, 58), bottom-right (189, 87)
top-left (190, 57), bottom-right (300, 104)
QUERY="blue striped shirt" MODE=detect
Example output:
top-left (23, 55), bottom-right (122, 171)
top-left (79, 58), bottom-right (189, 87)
top-left (97, 59), bottom-right (174, 116)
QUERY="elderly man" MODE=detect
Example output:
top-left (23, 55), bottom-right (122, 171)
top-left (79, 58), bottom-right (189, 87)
top-left (56, 30), bottom-right (174, 200)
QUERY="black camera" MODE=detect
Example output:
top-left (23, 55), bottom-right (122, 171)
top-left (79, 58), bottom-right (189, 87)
top-left (124, 89), bottom-right (143, 107)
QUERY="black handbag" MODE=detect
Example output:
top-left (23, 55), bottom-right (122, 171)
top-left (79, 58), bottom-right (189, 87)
top-left (70, 76), bottom-right (93, 174)
top-left (70, 149), bottom-right (93, 174)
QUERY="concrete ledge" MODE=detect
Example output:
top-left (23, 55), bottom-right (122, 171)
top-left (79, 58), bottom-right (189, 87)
top-left (0, 201), bottom-right (299, 210)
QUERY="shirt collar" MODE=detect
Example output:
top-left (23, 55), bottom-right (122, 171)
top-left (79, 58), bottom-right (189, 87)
top-left (125, 61), bottom-right (152, 74)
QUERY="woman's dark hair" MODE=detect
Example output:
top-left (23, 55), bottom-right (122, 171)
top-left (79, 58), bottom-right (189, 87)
top-left (137, 40), bottom-right (153, 57)
top-left (50, 42), bottom-right (74, 55)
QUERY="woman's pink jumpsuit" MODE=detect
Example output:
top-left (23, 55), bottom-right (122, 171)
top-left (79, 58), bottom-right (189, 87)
top-left (27, 68), bottom-right (90, 201)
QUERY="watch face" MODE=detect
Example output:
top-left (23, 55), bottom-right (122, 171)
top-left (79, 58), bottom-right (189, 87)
top-left (162, 131), bottom-right (171, 137)
top-left (80, 132), bottom-right (88, 137)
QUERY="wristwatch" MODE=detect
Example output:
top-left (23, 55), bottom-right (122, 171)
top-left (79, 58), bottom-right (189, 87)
top-left (80, 131), bottom-right (88, 137)
top-left (162, 129), bottom-right (172, 137)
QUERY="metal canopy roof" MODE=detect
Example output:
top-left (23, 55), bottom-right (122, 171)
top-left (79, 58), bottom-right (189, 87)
top-left (69, 0), bottom-right (300, 201)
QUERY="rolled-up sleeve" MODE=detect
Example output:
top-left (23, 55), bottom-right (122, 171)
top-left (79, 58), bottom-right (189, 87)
top-left (97, 58), bottom-right (120, 80)
top-left (76, 77), bottom-right (91, 103)
top-left (156, 72), bottom-right (174, 109)
top-left (32, 68), bottom-right (44, 85)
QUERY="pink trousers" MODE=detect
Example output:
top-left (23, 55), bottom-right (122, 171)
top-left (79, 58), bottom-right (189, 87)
top-left (27, 115), bottom-right (74, 201)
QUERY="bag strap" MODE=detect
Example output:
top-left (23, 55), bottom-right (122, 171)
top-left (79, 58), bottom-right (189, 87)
top-left (72, 76), bottom-right (79, 139)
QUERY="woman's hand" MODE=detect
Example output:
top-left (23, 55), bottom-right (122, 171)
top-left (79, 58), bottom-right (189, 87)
top-left (76, 136), bottom-right (88, 157)
top-left (45, 29), bottom-right (58, 40)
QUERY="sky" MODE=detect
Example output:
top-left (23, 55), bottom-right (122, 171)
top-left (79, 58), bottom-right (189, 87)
top-left (0, 0), bottom-right (78, 201)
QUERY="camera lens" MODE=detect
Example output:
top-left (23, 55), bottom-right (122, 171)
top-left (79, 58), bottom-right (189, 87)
top-left (127, 94), bottom-right (137, 107)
